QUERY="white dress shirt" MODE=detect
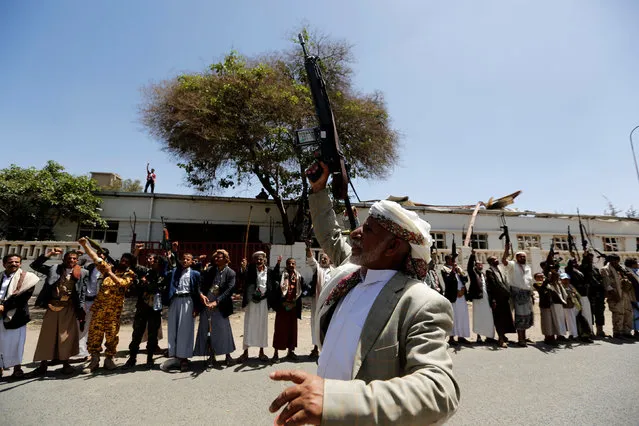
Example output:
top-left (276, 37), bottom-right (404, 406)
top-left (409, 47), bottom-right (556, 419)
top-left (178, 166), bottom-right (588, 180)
top-left (177, 268), bottom-right (191, 294)
top-left (86, 267), bottom-right (102, 297)
top-left (317, 269), bottom-right (398, 380)
top-left (0, 273), bottom-right (14, 300)
top-left (256, 268), bottom-right (267, 294)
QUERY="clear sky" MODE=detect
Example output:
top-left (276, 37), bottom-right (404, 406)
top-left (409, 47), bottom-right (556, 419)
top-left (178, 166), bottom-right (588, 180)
top-left (1, 1), bottom-right (638, 216)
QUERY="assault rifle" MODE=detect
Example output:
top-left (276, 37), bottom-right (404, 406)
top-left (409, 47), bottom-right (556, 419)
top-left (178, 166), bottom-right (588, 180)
top-left (451, 235), bottom-right (458, 262)
top-left (498, 213), bottom-right (512, 256)
top-left (576, 209), bottom-right (609, 262)
top-left (296, 33), bottom-right (358, 231)
top-left (577, 209), bottom-right (588, 253)
top-left (567, 225), bottom-right (580, 261)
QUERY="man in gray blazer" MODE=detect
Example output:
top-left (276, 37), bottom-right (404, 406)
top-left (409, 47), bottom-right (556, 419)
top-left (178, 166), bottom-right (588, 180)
top-left (269, 163), bottom-right (459, 425)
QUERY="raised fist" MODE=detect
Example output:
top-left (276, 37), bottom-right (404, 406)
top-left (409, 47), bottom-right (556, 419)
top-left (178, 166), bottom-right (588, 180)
top-left (48, 247), bottom-right (63, 257)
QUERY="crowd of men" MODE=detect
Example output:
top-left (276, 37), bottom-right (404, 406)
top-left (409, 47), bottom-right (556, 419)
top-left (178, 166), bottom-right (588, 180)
top-left (1, 227), bottom-right (638, 379)
top-left (0, 162), bottom-right (463, 424)
top-left (0, 237), bottom-right (338, 378)
top-left (1, 226), bottom-right (637, 376)
top-left (2, 169), bottom-right (638, 424)
top-left (423, 243), bottom-right (639, 348)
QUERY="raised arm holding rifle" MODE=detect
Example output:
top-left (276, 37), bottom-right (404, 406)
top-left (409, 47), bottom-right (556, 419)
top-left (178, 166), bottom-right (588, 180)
top-left (270, 165), bottom-right (459, 424)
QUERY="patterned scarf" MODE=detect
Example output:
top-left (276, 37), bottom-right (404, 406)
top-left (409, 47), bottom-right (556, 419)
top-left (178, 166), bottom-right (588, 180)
top-left (323, 270), bottom-right (362, 308)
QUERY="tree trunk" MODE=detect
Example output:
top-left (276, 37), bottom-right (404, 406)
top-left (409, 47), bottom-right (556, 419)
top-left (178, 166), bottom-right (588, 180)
top-left (253, 167), bottom-right (296, 245)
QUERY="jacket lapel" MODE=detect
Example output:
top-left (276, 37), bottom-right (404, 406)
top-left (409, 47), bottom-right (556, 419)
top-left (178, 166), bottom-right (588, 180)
top-left (351, 272), bottom-right (407, 379)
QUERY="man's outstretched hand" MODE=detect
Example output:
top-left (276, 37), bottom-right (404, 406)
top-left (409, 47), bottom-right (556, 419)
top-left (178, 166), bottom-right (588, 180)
top-left (269, 370), bottom-right (324, 425)
top-left (306, 161), bottom-right (330, 194)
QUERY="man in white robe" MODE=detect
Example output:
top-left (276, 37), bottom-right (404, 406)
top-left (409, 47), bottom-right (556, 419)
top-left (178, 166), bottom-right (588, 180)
top-left (442, 254), bottom-right (470, 345)
top-left (467, 251), bottom-right (495, 343)
top-left (238, 252), bottom-right (281, 363)
top-left (0, 254), bottom-right (40, 379)
top-left (502, 244), bottom-right (534, 347)
top-left (306, 245), bottom-right (334, 358)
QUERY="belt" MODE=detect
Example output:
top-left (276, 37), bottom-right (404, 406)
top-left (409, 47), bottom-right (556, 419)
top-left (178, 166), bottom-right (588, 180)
top-left (175, 293), bottom-right (191, 298)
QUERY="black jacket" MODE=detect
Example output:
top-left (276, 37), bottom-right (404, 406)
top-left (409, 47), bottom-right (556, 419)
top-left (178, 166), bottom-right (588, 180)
top-left (131, 265), bottom-right (168, 310)
top-left (567, 267), bottom-right (588, 298)
top-left (269, 271), bottom-right (304, 320)
top-left (201, 266), bottom-right (236, 318)
top-left (466, 254), bottom-right (484, 300)
top-left (31, 255), bottom-right (86, 317)
top-left (1, 277), bottom-right (35, 329)
top-left (240, 263), bottom-right (280, 309)
top-left (442, 265), bottom-right (467, 304)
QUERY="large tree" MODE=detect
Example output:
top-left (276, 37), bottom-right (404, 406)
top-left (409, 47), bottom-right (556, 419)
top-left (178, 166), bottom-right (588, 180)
top-left (0, 161), bottom-right (106, 240)
top-left (141, 29), bottom-right (399, 243)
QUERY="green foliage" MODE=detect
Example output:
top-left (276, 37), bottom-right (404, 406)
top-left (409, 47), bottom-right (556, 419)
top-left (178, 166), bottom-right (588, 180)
top-left (141, 27), bottom-right (399, 243)
top-left (102, 178), bottom-right (143, 192)
top-left (0, 161), bottom-right (106, 240)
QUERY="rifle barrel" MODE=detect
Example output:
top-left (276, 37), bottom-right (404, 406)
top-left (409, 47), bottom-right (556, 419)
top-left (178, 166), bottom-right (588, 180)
top-left (298, 33), bottom-right (309, 57)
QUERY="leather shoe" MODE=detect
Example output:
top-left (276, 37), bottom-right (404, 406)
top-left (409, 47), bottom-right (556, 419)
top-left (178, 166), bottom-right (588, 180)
top-left (122, 358), bottom-right (136, 370)
top-left (103, 357), bottom-right (117, 371)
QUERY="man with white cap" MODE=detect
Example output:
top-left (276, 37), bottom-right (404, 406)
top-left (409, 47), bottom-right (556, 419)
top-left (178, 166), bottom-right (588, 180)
top-left (269, 163), bottom-right (459, 426)
top-left (502, 243), bottom-right (534, 347)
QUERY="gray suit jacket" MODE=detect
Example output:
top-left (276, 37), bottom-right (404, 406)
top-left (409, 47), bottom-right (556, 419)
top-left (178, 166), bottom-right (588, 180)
top-left (309, 189), bottom-right (460, 425)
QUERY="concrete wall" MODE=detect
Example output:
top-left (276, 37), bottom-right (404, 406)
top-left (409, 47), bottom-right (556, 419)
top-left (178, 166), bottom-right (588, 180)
top-left (49, 191), bottom-right (639, 260)
top-left (96, 192), bottom-right (294, 245)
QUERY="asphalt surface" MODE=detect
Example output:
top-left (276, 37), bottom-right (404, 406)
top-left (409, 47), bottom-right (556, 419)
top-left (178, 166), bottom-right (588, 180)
top-left (1, 312), bottom-right (638, 425)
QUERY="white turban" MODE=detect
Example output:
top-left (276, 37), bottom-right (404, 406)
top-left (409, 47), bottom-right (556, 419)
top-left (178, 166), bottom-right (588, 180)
top-left (368, 200), bottom-right (433, 279)
top-left (252, 251), bottom-right (266, 259)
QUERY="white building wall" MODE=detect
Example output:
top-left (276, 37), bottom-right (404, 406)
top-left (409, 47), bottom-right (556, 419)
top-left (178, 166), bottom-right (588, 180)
top-left (96, 193), bottom-right (297, 245)
top-left (52, 192), bottom-right (638, 266)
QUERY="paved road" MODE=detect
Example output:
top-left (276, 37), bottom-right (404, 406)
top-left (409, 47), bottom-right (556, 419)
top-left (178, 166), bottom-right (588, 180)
top-left (1, 315), bottom-right (638, 425)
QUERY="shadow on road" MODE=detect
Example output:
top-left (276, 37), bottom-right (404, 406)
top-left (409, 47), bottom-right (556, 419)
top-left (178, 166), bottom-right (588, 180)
top-left (234, 360), bottom-right (269, 373)
top-left (0, 377), bottom-right (40, 393)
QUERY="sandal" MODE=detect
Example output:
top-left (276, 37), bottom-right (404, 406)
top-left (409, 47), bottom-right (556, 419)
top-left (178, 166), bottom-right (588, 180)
top-left (61, 364), bottom-right (75, 375)
top-left (10, 367), bottom-right (25, 379)
top-left (33, 363), bottom-right (48, 376)
top-left (258, 354), bottom-right (269, 362)
top-left (237, 353), bottom-right (248, 363)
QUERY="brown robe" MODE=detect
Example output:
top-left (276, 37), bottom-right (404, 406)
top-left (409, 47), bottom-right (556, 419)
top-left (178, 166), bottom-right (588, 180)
top-left (33, 275), bottom-right (80, 361)
top-left (272, 272), bottom-right (301, 350)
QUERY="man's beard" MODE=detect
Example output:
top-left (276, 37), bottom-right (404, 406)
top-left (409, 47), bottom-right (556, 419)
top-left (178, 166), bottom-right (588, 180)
top-left (350, 238), bottom-right (390, 267)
